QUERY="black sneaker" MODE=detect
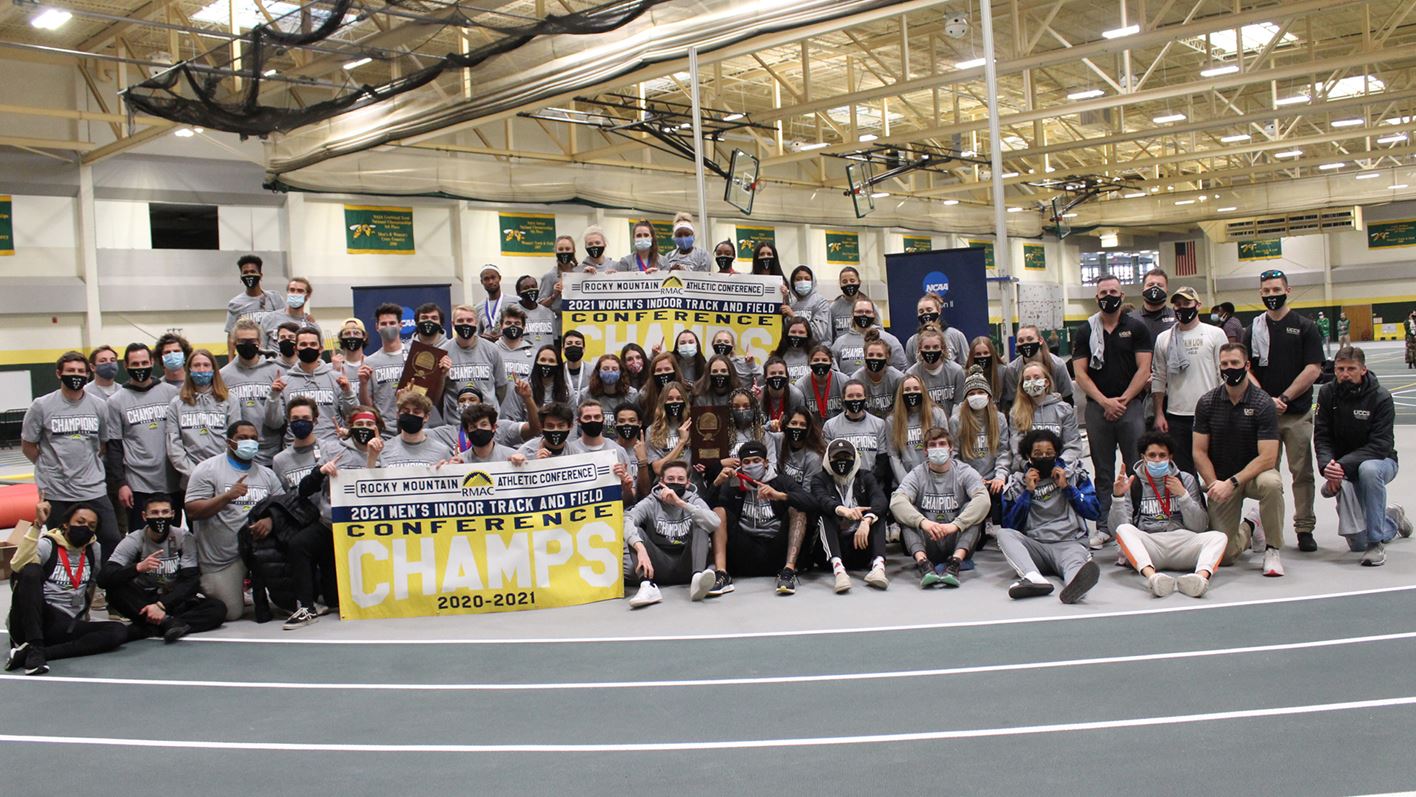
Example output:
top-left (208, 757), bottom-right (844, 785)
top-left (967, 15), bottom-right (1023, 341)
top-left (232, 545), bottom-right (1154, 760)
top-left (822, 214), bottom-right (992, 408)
top-left (5, 642), bottom-right (30, 672)
top-left (940, 557), bottom-right (962, 588)
top-left (915, 559), bottom-right (941, 588)
top-left (707, 570), bottom-right (734, 597)
top-left (1059, 560), bottom-right (1101, 604)
top-left (163, 620), bottom-right (191, 644)
top-left (23, 647), bottom-right (48, 676)
top-left (1008, 578), bottom-right (1054, 599)
top-left (775, 568), bottom-right (798, 595)
top-left (1297, 532), bottom-right (1318, 552)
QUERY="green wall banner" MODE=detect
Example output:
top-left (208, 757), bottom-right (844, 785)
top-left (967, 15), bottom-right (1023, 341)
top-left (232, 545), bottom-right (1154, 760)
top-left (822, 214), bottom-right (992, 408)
top-left (1023, 243), bottom-right (1047, 271)
top-left (901, 236), bottom-right (932, 253)
top-left (499, 212), bottom-right (558, 256)
top-left (1367, 218), bottom-right (1416, 249)
top-left (967, 239), bottom-right (995, 269)
top-left (825, 230), bottom-right (860, 264)
top-left (0, 196), bottom-right (12, 256)
top-left (345, 205), bottom-right (415, 254)
top-left (1237, 238), bottom-right (1282, 261)
top-left (628, 219), bottom-right (676, 253)
top-left (736, 225), bottom-right (776, 260)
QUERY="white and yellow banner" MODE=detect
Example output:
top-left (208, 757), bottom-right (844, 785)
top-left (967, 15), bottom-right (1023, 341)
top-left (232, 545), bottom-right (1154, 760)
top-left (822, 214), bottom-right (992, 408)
top-left (330, 453), bottom-right (624, 620)
top-left (560, 271), bottom-right (784, 362)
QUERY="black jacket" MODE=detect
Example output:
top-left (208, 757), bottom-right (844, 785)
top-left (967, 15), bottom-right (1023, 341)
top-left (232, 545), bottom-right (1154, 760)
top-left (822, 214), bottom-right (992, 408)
top-left (239, 488), bottom-right (322, 622)
top-left (1315, 372), bottom-right (1397, 478)
top-left (809, 469), bottom-right (888, 538)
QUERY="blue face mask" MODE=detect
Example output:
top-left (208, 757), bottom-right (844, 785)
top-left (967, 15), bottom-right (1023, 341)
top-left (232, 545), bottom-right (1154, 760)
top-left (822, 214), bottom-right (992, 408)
top-left (674, 235), bottom-right (694, 252)
top-left (1145, 460), bottom-right (1171, 479)
top-left (599, 369), bottom-right (621, 385)
top-left (633, 238), bottom-right (653, 252)
top-left (161, 352), bottom-right (185, 371)
top-left (190, 370), bottom-right (214, 387)
top-left (1209, 312), bottom-right (1221, 323)
top-left (233, 439), bottom-right (259, 461)
top-left (287, 293), bottom-right (306, 309)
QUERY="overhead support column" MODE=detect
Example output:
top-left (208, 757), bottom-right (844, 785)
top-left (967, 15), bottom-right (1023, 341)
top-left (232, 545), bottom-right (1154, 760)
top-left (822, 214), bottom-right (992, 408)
top-left (77, 164), bottom-right (101, 349)
top-left (980, 0), bottom-right (1017, 344)
top-left (689, 46), bottom-right (709, 233)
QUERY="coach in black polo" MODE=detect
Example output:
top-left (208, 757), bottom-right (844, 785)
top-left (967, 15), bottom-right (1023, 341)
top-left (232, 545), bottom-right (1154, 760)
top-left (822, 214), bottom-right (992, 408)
top-left (1242, 269), bottom-right (1323, 552)
top-left (1194, 342), bottom-right (1285, 575)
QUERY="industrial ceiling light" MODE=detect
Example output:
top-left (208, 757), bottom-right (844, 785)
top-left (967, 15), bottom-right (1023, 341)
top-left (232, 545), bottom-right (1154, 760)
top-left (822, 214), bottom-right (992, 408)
top-left (1153, 113), bottom-right (1187, 124)
top-left (1200, 64), bottom-right (1239, 78)
top-left (30, 8), bottom-right (72, 29)
top-left (722, 113), bottom-right (745, 122)
top-left (942, 199), bottom-right (960, 205)
top-left (1355, 172), bottom-right (1382, 179)
top-left (1174, 199), bottom-right (1196, 205)
top-left (955, 57), bottom-right (986, 69)
top-left (858, 133), bottom-right (878, 142)
top-left (1330, 119), bottom-right (1364, 128)
top-left (1123, 192), bottom-right (1147, 199)
top-left (1220, 134), bottom-right (1252, 143)
top-left (796, 141), bottom-right (829, 151)
top-left (1102, 24), bottom-right (1140, 39)
top-left (1273, 149), bottom-right (1303, 158)
top-left (343, 57), bottom-right (372, 70)
top-left (1067, 89), bottom-right (1105, 100)
top-left (1376, 133), bottom-right (1408, 144)
top-left (1218, 206), bottom-right (1238, 212)
top-left (1318, 162), bottom-right (1346, 170)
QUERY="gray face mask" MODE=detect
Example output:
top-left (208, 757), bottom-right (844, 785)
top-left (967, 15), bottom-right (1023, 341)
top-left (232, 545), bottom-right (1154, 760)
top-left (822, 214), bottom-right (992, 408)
top-left (742, 462), bottom-right (766, 480)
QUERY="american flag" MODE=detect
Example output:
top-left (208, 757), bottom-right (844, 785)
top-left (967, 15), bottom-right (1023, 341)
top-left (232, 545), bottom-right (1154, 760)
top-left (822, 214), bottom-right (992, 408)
top-left (1174, 240), bottom-right (1197, 276)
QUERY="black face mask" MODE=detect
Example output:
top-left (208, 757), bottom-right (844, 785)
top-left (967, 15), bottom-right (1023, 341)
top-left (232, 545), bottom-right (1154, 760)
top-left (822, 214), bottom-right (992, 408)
top-left (241, 274), bottom-right (261, 289)
top-left (1098, 295), bottom-right (1124, 314)
top-left (663, 482), bottom-right (688, 499)
top-left (972, 355), bottom-right (992, 369)
top-left (502, 326), bottom-right (523, 340)
top-left (1336, 379), bottom-right (1362, 398)
top-left (1142, 286), bottom-right (1167, 305)
top-left (461, 427), bottom-right (493, 448)
top-left (236, 341), bottom-right (262, 361)
top-left (350, 427), bottom-right (377, 446)
top-left (579, 420), bottom-right (605, 438)
top-left (920, 350), bottom-right (942, 365)
top-left (865, 358), bottom-right (887, 373)
top-left (1262, 293), bottom-right (1287, 311)
top-left (713, 342), bottom-right (733, 357)
top-left (903, 392), bottom-right (923, 408)
top-left (1221, 367), bottom-right (1248, 387)
top-left (810, 362), bottom-right (831, 378)
top-left (616, 424), bottom-right (640, 440)
top-left (786, 427), bottom-right (806, 444)
top-left (61, 374), bottom-right (87, 391)
top-left (278, 340), bottom-right (297, 358)
top-left (830, 458), bottom-right (853, 476)
top-left (454, 324), bottom-right (476, 340)
top-left (398, 413), bottom-right (425, 434)
top-left (417, 320), bottom-right (442, 337)
top-left (755, 257), bottom-right (775, 272)
top-left (543, 429), bottom-right (569, 448)
top-left (788, 335), bottom-right (807, 349)
top-left (340, 337), bottom-right (365, 352)
top-left (715, 255), bottom-right (734, 270)
top-left (65, 524), bottom-right (95, 549)
top-left (841, 283), bottom-right (860, 297)
top-left (655, 373), bottom-right (674, 388)
top-left (564, 346), bottom-right (584, 363)
top-left (1175, 306), bottom-right (1199, 324)
top-left (289, 419), bottom-right (315, 440)
top-left (766, 375), bottom-right (787, 391)
top-left (1017, 342), bottom-right (1041, 359)
top-left (1030, 456), bottom-right (1057, 476)
top-left (664, 401), bottom-right (685, 418)
top-left (147, 517), bottom-right (172, 541)
top-left (556, 251), bottom-right (576, 266)
top-left (844, 398), bottom-right (866, 415)
top-left (710, 374), bottom-right (729, 391)
top-left (853, 315), bottom-right (873, 329)
top-left (732, 409), bottom-right (755, 427)
top-left (519, 289), bottom-right (540, 306)
top-left (536, 363), bottom-right (556, 380)
top-left (586, 245), bottom-right (606, 259)
top-left (297, 347), bottom-right (321, 364)
top-left (918, 312), bottom-right (940, 327)
top-left (128, 366), bottom-right (153, 384)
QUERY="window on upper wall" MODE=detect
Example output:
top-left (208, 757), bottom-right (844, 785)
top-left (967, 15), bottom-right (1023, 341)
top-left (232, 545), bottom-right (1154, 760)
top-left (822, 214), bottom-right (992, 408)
top-left (1080, 250), bottom-right (1158, 286)
top-left (149, 203), bottom-right (219, 249)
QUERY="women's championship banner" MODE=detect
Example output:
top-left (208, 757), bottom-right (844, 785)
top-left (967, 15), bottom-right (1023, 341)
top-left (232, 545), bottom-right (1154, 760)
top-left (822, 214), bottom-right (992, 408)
top-left (560, 271), bottom-right (784, 361)
top-left (330, 453), bottom-right (624, 620)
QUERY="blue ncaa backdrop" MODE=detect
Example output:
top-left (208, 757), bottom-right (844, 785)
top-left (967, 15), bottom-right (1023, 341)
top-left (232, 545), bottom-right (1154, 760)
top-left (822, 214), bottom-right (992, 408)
top-left (351, 283), bottom-right (452, 355)
top-left (883, 247), bottom-right (989, 344)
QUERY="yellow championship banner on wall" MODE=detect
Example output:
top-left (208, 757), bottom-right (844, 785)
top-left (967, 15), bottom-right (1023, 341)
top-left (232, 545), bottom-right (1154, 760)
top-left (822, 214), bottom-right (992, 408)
top-left (560, 271), bottom-right (785, 362)
top-left (330, 453), bottom-right (624, 620)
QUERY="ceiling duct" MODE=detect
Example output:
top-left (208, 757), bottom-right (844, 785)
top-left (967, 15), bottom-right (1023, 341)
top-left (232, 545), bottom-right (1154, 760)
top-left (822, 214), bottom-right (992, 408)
top-left (1217, 207), bottom-right (1363, 242)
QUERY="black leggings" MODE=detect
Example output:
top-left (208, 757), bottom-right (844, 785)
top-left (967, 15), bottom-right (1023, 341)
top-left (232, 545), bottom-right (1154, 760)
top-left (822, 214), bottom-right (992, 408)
top-left (8, 568), bottom-right (127, 661)
top-left (287, 523), bottom-right (338, 610)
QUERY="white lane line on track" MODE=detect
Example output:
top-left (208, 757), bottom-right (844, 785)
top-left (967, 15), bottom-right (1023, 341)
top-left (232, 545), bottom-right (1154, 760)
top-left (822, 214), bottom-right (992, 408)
top-left (5, 695), bottom-right (1416, 752)
top-left (138, 582), bottom-right (1416, 645)
top-left (3, 630), bottom-right (1414, 691)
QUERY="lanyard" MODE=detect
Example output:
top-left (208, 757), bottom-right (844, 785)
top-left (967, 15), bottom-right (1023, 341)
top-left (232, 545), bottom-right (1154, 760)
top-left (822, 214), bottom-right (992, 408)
top-left (766, 392), bottom-right (785, 422)
top-left (566, 365), bottom-right (586, 394)
top-left (59, 546), bottom-right (85, 590)
top-left (810, 372), bottom-right (832, 421)
top-left (484, 296), bottom-right (502, 330)
top-left (1143, 470), bottom-right (1171, 518)
top-left (636, 254), bottom-right (652, 272)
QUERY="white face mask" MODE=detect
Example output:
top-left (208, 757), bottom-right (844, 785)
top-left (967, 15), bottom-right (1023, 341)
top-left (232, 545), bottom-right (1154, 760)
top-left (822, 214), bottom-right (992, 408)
top-left (927, 447), bottom-right (952, 466)
top-left (966, 394), bottom-right (990, 411)
top-left (1022, 378), bottom-right (1048, 397)
top-left (677, 343), bottom-right (698, 358)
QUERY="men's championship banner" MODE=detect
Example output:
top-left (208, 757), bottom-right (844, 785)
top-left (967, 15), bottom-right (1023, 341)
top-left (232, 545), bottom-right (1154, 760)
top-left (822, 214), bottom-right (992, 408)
top-left (561, 271), bottom-right (784, 362)
top-left (330, 453), bottom-right (624, 620)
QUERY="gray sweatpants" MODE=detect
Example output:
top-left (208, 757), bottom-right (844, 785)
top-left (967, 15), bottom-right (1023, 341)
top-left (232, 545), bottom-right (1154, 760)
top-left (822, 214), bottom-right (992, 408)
top-left (902, 523), bottom-right (982, 563)
top-left (1084, 399), bottom-right (1145, 534)
top-left (996, 527), bottom-right (1092, 582)
top-left (200, 560), bottom-right (248, 622)
top-left (623, 528), bottom-right (711, 587)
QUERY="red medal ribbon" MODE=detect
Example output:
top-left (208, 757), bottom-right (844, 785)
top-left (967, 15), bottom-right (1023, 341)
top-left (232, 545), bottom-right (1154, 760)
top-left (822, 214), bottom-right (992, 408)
top-left (810, 372), bottom-right (832, 421)
top-left (58, 546), bottom-right (85, 591)
top-left (1143, 470), bottom-right (1172, 519)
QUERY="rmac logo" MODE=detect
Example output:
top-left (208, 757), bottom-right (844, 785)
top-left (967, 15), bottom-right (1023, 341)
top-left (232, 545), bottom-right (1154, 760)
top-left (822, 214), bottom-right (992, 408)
top-left (922, 271), bottom-right (949, 297)
top-left (461, 470), bottom-right (495, 496)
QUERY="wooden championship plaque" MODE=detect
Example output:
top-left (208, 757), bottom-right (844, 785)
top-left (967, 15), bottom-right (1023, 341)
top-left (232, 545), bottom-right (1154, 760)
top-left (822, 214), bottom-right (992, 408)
top-left (691, 406), bottom-right (731, 462)
top-left (397, 339), bottom-right (447, 407)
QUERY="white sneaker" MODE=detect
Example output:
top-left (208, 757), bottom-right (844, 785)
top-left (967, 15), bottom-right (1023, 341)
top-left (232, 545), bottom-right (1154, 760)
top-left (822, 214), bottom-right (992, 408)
top-left (1262, 548), bottom-right (1284, 577)
top-left (864, 563), bottom-right (889, 590)
top-left (1361, 543), bottom-right (1387, 567)
top-left (1391, 505), bottom-right (1412, 539)
top-left (628, 581), bottom-right (662, 608)
top-left (1088, 529), bottom-right (1109, 550)
top-left (282, 606), bottom-right (318, 630)
top-left (688, 570), bottom-right (713, 602)
top-left (1246, 509), bottom-right (1266, 553)
top-left (1177, 573), bottom-right (1209, 597)
top-left (834, 569), bottom-right (852, 593)
top-left (1147, 572), bottom-right (1176, 597)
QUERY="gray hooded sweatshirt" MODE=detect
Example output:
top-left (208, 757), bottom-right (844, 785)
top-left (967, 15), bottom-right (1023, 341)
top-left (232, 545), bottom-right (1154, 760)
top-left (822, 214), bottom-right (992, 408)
top-left (1106, 460), bottom-right (1208, 534)
top-left (268, 361), bottom-right (357, 447)
top-left (1012, 393), bottom-right (1084, 471)
top-left (623, 482), bottom-right (719, 550)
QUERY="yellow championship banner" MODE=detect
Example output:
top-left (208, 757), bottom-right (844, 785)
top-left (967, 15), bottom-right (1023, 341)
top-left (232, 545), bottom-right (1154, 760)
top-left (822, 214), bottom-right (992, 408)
top-left (560, 271), bottom-right (784, 362)
top-left (330, 453), bottom-right (624, 620)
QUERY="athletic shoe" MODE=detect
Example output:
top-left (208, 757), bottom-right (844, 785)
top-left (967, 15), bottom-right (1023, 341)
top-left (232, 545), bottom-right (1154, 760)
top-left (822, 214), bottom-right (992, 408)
top-left (314, 602), bottom-right (335, 617)
top-left (1088, 529), bottom-right (1109, 550)
top-left (1245, 509), bottom-right (1266, 552)
top-left (1361, 543), bottom-right (1387, 567)
top-left (1262, 548), bottom-right (1285, 577)
top-left (916, 559), bottom-right (942, 588)
top-left (1392, 505), bottom-right (1412, 539)
top-left (1297, 531), bottom-right (1318, 553)
top-left (282, 606), bottom-right (319, 629)
top-left (690, 569), bottom-right (715, 601)
top-left (864, 563), bottom-right (888, 590)
top-left (1059, 560), bottom-right (1101, 604)
top-left (1008, 578), bottom-right (1054, 599)
top-left (939, 558), bottom-right (961, 589)
top-left (162, 620), bottom-right (191, 644)
top-left (627, 581), bottom-right (662, 608)
top-left (1177, 573), bottom-right (1209, 597)
top-left (22, 647), bottom-right (47, 676)
top-left (774, 568), bottom-right (798, 596)
top-left (1147, 572), bottom-right (1176, 598)
top-left (834, 569), bottom-right (852, 593)
top-left (5, 642), bottom-right (30, 672)
top-left (707, 570), bottom-right (734, 597)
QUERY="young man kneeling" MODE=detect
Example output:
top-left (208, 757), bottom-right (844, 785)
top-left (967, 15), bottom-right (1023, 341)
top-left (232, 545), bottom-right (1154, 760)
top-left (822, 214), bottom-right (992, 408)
top-left (996, 429), bottom-right (1102, 603)
top-left (1110, 433), bottom-right (1227, 598)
